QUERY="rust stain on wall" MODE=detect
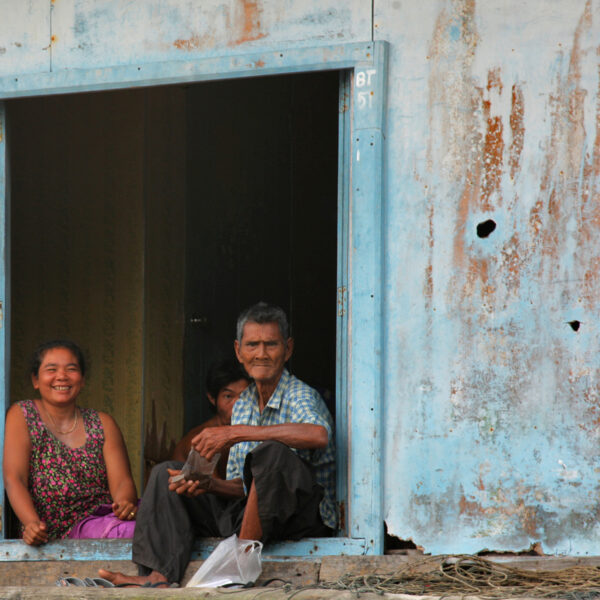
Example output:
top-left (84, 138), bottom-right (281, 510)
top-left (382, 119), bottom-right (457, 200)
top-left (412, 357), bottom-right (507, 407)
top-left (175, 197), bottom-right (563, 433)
top-left (453, 175), bottom-right (475, 268)
top-left (573, 367), bottom-right (600, 432)
top-left (563, 1), bottom-right (590, 179)
top-left (427, 4), bottom-right (523, 285)
top-left (594, 51), bottom-right (600, 179)
top-left (424, 264), bottom-right (434, 299)
top-left (530, 0), bottom-right (598, 283)
top-left (173, 33), bottom-right (213, 51)
top-left (458, 488), bottom-right (540, 538)
top-left (500, 233), bottom-right (522, 292)
top-left (575, 52), bottom-right (600, 258)
top-left (520, 502), bottom-right (539, 538)
top-left (582, 257), bottom-right (600, 312)
top-left (230, 0), bottom-right (267, 45)
top-left (509, 84), bottom-right (525, 181)
top-left (454, 73), bottom-right (506, 282)
top-left (487, 67), bottom-right (503, 95)
top-left (427, 0), bottom-right (479, 179)
top-left (424, 202), bottom-right (435, 300)
top-left (471, 257), bottom-right (489, 286)
top-left (464, 256), bottom-right (496, 310)
top-left (481, 112), bottom-right (504, 211)
top-left (459, 494), bottom-right (485, 516)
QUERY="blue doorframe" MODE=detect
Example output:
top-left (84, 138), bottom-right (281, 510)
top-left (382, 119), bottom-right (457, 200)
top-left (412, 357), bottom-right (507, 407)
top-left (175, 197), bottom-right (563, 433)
top-left (0, 102), bottom-right (8, 538)
top-left (0, 41), bottom-right (388, 558)
top-left (346, 43), bottom-right (387, 553)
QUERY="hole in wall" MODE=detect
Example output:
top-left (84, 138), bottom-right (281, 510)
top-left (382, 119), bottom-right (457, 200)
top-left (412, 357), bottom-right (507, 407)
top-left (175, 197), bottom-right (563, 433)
top-left (384, 522), bottom-right (422, 555)
top-left (568, 320), bottom-right (581, 332)
top-left (478, 541), bottom-right (545, 557)
top-left (476, 219), bottom-right (496, 238)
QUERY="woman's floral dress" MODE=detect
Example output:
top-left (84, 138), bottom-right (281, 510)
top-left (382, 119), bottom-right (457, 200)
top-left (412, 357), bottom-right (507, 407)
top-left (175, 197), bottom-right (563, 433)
top-left (19, 399), bottom-right (112, 540)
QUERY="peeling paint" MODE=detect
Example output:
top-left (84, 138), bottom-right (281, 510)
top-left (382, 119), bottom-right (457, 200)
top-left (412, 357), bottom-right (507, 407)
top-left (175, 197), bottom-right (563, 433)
top-left (389, 0), bottom-right (600, 556)
top-left (481, 111), bottom-right (504, 211)
top-left (424, 263), bottom-right (433, 299)
top-left (231, 0), bottom-right (267, 45)
top-left (424, 202), bottom-right (434, 300)
top-left (509, 84), bottom-right (524, 181)
top-left (173, 34), bottom-right (212, 51)
top-left (486, 67), bottom-right (503, 95)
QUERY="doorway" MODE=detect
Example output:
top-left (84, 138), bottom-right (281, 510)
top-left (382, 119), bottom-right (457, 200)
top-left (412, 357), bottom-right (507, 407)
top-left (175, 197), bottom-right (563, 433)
top-left (183, 72), bottom-right (339, 431)
top-left (6, 70), bottom-right (339, 495)
top-left (1, 41), bottom-right (388, 554)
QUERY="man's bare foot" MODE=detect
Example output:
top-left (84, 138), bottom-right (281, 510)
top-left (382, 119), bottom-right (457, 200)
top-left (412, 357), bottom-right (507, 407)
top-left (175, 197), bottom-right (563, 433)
top-left (98, 568), bottom-right (169, 587)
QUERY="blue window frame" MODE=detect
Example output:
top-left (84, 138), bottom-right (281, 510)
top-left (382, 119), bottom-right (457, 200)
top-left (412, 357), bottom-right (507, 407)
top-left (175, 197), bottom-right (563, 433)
top-left (0, 41), bottom-right (387, 558)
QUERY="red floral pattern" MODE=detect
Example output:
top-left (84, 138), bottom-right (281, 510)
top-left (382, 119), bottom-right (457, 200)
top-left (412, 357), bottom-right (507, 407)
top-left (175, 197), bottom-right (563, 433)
top-left (20, 399), bottom-right (112, 540)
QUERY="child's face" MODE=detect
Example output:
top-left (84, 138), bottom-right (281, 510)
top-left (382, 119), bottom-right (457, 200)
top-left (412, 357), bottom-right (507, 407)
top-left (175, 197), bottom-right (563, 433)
top-left (211, 378), bottom-right (250, 424)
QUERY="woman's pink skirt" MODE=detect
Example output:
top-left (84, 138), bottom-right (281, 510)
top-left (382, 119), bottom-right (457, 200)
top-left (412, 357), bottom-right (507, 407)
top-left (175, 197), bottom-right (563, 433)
top-left (67, 503), bottom-right (136, 539)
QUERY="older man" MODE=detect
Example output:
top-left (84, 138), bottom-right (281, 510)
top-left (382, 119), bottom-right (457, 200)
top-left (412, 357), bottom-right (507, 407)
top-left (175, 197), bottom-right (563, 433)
top-left (100, 302), bottom-right (336, 587)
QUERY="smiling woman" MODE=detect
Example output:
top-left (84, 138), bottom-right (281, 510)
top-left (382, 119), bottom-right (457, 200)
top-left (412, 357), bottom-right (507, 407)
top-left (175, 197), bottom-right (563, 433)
top-left (2, 340), bottom-right (139, 544)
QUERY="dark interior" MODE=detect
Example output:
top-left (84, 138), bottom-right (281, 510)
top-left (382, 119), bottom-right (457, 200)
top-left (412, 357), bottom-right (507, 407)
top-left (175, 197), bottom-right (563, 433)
top-left (183, 72), bottom-right (339, 429)
top-left (5, 71), bottom-right (340, 537)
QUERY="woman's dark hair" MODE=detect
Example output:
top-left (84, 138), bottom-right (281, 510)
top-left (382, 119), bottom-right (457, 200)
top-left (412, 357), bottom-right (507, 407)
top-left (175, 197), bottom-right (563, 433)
top-left (206, 358), bottom-right (251, 402)
top-left (30, 339), bottom-right (86, 377)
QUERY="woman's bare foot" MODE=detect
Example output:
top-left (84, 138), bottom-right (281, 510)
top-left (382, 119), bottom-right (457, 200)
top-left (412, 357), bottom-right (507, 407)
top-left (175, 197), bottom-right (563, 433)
top-left (97, 568), bottom-right (169, 587)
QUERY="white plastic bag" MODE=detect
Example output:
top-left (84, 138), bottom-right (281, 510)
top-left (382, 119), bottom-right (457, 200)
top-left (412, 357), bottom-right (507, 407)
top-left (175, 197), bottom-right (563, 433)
top-left (186, 534), bottom-right (263, 588)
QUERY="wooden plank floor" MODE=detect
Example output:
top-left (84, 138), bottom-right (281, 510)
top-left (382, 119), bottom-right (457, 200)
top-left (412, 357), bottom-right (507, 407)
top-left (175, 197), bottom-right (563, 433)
top-left (0, 558), bottom-right (320, 587)
top-left (3, 553), bottom-right (600, 597)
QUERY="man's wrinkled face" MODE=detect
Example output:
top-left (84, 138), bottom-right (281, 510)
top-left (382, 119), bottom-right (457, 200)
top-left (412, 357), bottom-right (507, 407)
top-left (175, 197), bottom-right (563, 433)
top-left (234, 321), bottom-right (293, 386)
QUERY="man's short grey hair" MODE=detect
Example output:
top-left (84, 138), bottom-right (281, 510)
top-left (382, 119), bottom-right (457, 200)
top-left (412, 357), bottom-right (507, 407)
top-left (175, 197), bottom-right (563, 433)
top-left (236, 302), bottom-right (290, 342)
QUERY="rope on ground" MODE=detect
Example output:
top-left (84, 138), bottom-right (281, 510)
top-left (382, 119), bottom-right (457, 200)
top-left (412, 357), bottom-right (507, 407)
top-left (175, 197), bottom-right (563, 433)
top-left (213, 555), bottom-right (600, 599)
top-left (315, 555), bottom-right (600, 599)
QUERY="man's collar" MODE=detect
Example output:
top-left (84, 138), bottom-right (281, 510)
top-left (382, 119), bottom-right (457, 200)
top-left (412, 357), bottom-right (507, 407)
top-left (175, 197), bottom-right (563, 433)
top-left (261, 369), bottom-right (291, 410)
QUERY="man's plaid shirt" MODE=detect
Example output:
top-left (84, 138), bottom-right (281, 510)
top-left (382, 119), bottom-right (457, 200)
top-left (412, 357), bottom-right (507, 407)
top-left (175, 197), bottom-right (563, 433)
top-left (226, 369), bottom-right (337, 529)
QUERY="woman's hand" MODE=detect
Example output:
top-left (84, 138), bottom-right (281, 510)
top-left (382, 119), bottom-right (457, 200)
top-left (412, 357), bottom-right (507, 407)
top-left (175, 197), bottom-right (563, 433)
top-left (112, 500), bottom-right (138, 521)
top-left (23, 520), bottom-right (48, 545)
top-left (167, 468), bottom-right (211, 498)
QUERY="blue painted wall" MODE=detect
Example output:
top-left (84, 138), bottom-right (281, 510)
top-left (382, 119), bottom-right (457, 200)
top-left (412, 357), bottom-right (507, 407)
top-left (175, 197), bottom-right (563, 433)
top-left (376, 0), bottom-right (600, 555)
top-left (1, 0), bottom-right (600, 555)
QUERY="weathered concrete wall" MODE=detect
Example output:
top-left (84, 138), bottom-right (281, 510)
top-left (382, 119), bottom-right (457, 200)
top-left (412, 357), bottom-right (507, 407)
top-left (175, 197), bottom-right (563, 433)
top-left (377, 0), bottom-right (600, 554)
top-left (2, 0), bottom-right (600, 555)
top-left (0, 0), bottom-right (371, 76)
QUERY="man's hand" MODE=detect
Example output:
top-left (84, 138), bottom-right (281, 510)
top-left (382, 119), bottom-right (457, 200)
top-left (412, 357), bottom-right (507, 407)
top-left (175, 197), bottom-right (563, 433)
top-left (167, 468), bottom-right (211, 498)
top-left (23, 520), bottom-right (48, 545)
top-left (190, 426), bottom-right (233, 460)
